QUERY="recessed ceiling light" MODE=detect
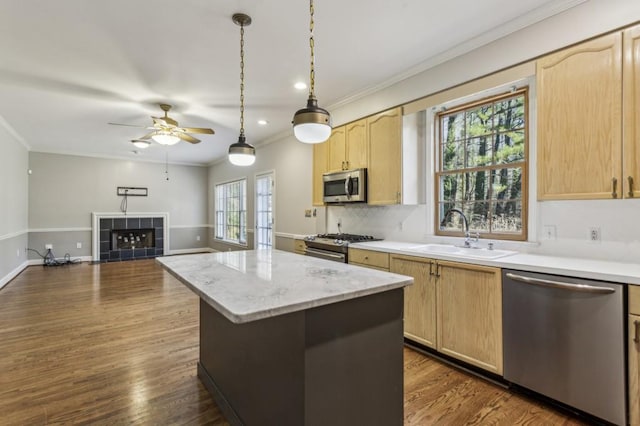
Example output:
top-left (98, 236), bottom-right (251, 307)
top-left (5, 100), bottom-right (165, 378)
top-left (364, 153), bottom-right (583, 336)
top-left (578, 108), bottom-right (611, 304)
top-left (258, 119), bottom-right (268, 125)
top-left (294, 82), bottom-right (307, 90)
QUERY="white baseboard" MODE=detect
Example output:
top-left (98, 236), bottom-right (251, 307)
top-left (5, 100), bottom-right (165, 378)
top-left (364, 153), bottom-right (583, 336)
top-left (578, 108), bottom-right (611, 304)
top-left (168, 248), bottom-right (215, 255)
top-left (0, 260), bottom-right (29, 290)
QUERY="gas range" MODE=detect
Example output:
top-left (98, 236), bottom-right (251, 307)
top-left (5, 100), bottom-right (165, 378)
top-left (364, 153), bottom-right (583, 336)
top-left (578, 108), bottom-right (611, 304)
top-left (303, 233), bottom-right (382, 262)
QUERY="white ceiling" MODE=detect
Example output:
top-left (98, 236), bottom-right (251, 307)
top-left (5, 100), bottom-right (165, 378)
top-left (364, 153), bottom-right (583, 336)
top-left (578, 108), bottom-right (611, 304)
top-left (0, 0), bottom-right (584, 166)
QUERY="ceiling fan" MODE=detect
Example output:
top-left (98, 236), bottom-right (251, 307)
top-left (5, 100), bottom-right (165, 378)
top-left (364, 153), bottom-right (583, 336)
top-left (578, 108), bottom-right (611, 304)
top-left (109, 103), bottom-right (214, 146)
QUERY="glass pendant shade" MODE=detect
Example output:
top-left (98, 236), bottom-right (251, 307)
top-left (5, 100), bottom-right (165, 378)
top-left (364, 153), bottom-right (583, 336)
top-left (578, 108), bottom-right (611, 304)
top-left (228, 135), bottom-right (256, 166)
top-left (152, 131), bottom-right (180, 145)
top-left (293, 97), bottom-right (332, 144)
top-left (131, 140), bottom-right (150, 149)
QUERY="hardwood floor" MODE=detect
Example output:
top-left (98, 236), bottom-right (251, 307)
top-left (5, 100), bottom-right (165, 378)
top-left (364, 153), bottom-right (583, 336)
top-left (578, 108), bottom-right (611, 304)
top-left (0, 260), bottom-right (587, 425)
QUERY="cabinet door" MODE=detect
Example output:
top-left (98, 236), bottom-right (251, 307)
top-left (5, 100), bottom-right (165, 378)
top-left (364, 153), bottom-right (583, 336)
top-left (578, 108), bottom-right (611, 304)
top-left (312, 142), bottom-right (328, 206)
top-left (629, 315), bottom-right (640, 425)
top-left (537, 32), bottom-right (622, 200)
top-left (345, 119), bottom-right (368, 170)
top-left (390, 255), bottom-right (436, 349)
top-left (327, 126), bottom-right (346, 172)
top-left (368, 107), bottom-right (402, 205)
top-left (624, 25), bottom-right (640, 198)
top-left (631, 314), bottom-right (640, 425)
top-left (436, 261), bottom-right (502, 374)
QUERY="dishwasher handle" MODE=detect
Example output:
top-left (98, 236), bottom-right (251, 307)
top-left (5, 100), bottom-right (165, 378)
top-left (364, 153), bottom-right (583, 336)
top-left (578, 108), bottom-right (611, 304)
top-left (505, 272), bottom-right (615, 294)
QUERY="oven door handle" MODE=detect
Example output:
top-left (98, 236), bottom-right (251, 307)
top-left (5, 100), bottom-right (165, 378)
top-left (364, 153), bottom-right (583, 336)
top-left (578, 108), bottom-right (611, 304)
top-left (304, 247), bottom-right (346, 260)
top-left (505, 272), bottom-right (615, 294)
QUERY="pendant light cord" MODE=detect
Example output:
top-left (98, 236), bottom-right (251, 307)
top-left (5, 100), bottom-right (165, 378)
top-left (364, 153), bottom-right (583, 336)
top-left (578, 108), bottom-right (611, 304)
top-left (309, 0), bottom-right (316, 99)
top-left (239, 21), bottom-right (246, 136)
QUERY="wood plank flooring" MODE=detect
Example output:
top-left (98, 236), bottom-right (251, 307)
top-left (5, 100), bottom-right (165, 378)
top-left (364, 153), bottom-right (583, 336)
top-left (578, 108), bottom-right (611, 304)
top-left (0, 259), bottom-right (588, 425)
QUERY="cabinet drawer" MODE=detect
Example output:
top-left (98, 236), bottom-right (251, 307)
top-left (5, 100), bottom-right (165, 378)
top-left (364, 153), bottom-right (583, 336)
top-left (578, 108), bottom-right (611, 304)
top-left (630, 285), bottom-right (640, 314)
top-left (349, 248), bottom-right (389, 270)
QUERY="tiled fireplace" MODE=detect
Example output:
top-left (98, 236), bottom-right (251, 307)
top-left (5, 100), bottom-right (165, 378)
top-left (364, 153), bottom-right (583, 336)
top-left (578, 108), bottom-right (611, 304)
top-left (92, 212), bottom-right (169, 262)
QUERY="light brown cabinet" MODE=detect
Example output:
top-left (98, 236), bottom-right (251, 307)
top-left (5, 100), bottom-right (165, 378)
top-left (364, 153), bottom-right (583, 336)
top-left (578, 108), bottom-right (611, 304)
top-left (293, 239), bottom-right (306, 255)
top-left (537, 24), bottom-right (640, 200)
top-left (390, 254), bottom-right (503, 374)
top-left (368, 107), bottom-right (403, 205)
top-left (624, 25), bottom-right (640, 198)
top-left (390, 254), bottom-right (436, 348)
top-left (312, 141), bottom-right (329, 206)
top-left (348, 248), bottom-right (389, 271)
top-left (629, 286), bottom-right (640, 424)
top-left (436, 260), bottom-right (503, 375)
top-left (328, 120), bottom-right (368, 172)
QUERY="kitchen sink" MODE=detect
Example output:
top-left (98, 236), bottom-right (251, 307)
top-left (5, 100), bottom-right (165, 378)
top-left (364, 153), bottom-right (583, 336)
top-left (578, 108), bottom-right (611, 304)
top-left (408, 244), bottom-right (516, 259)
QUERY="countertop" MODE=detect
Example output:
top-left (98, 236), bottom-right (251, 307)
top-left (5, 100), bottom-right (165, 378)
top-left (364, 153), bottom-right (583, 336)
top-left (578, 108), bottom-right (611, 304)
top-left (349, 240), bottom-right (640, 285)
top-left (156, 249), bottom-right (413, 324)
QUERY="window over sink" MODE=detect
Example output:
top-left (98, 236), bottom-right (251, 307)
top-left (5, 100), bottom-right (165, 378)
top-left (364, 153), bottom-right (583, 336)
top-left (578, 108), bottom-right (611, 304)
top-left (435, 88), bottom-right (528, 241)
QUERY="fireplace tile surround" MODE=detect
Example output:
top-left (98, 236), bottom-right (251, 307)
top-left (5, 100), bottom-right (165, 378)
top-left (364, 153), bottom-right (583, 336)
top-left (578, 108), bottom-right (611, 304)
top-left (93, 213), bottom-right (168, 262)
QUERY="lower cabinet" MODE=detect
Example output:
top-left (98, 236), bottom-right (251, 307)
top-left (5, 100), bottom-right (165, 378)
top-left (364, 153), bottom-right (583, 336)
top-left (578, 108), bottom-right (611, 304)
top-left (391, 254), bottom-right (503, 375)
top-left (629, 286), bottom-right (640, 424)
top-left (390, 255), bottom-right (436, 348)
top-left (293, 239), bottom-right (306, 255)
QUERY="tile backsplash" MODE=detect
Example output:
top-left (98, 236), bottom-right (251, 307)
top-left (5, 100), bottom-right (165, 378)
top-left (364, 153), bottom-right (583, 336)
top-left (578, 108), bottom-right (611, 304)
top-left (326, 199), bottom-right (640, 263)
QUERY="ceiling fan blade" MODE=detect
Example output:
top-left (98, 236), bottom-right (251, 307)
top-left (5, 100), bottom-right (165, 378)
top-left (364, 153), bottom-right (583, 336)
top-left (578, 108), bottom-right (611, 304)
top-left (138, 131), bottom-right (156, 140)
top-left (152, 117), bottom-right (170, 127)
top-left (108, 122), bottom-right (149, 128)
top-left (177, 133), bottom-right (201, 144)
top-left (181, 127), bottom-right (215, 135)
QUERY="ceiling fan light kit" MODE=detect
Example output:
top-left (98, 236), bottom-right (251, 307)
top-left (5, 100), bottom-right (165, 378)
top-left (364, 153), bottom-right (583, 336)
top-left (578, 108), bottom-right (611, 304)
top-left (151, 131), bottom-right (180, 146)
top-left (228, 13), bottom-right (256, 167)
top-left (292, 0), bottom-right (332, 144)
top-left (131, 139), bottom-right (151, 149)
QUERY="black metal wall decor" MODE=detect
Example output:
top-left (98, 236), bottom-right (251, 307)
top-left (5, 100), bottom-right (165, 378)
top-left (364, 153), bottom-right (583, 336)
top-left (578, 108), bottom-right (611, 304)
top-left (117, 187), bottom-right (148, 196)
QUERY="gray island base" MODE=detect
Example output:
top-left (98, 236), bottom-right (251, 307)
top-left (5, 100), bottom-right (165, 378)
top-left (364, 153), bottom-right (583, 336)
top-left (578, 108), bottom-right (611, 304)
top-left (157, 250), bottom-right (413, 426)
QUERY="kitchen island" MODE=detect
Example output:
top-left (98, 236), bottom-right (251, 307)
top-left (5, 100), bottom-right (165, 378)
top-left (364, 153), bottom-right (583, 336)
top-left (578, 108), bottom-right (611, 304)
top-left (156, 249), bottom-right (413, 426)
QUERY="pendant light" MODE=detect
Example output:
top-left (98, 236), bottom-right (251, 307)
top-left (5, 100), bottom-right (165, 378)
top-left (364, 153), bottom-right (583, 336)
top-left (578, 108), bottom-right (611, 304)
top-left (292, 0), bottom-right (332, 144)
top-left (228, 13), bottom-right (256, 167)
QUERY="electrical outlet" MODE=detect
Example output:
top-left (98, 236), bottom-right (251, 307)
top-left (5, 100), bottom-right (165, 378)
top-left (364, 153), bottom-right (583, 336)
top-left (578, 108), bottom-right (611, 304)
top-left (304, 209), bottom-right (312, 218)
top-left (45, 244), bottom-right (52, 250)
top-left (543, 225), bottom-right (557, 240)
top-left (196, 235), bottom-right (201, 241)
top-left (17, 249), bottom-right (20, 257)
top-left (589, 227), bottom-right (601, 242)
top-left (76, 242), bottom-right (82, 249)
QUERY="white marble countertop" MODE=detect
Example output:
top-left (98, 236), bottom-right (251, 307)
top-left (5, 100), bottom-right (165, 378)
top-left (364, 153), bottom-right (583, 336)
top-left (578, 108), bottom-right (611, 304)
top-left (156, 249), bottom-right (413, 324)
top-left (350, 241), bottom-right (640, 285)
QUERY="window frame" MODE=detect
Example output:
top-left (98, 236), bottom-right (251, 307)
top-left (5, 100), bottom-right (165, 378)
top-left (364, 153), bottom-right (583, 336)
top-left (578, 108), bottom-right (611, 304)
top-left (214, 178), bottom-right (248, 246)
top-left (434, 87), bottom-right (529, 241)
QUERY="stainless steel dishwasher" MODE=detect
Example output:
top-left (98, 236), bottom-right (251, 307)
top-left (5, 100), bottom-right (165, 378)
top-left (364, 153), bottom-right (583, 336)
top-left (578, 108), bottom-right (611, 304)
top-left (502, 269), bottom-right (625, 425)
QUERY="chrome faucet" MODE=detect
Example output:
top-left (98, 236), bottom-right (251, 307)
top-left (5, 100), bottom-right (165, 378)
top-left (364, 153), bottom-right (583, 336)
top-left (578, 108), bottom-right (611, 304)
top-left (440, 208), bottom-right (472, 248)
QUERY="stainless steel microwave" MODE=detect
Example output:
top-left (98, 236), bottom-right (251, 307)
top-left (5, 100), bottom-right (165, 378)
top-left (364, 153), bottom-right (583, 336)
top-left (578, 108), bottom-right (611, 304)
top-left (323, 168), bottom-right (367, 203)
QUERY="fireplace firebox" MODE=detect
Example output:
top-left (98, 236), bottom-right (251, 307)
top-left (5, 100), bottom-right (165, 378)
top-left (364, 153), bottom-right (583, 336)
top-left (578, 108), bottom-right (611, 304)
top-left (112, 229), bottom-right (155, 250)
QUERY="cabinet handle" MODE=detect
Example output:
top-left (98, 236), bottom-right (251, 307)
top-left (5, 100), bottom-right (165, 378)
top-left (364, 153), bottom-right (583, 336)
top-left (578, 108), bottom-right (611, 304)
top-left (364, 256), bottom-right (369, 260)
top-left (435, 263), bottom-right (441, 278)
top-left (428, 261), bottom-right (434, 276)
top-left (635, 320), bottom-right (640, 343)
top-left (612, 177), bottom-right (618, 199)
top-left (396, 191), bottom-right (401, 204)
top-left (628, 176), bottom-right (634, 198)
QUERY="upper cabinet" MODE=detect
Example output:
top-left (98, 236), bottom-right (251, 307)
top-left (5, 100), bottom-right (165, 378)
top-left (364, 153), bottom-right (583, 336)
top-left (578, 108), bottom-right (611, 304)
top-left (311, 107), bottom-right (404, 205)
top-left (368, 107), bottom-right (403, 205)
top-left (312, 141), bottom-right (329, 206)
top-left (537, 32), bottom-right (622, 200)
top-left (327, 120), bottom-right (367, 172)
top-left (537, 24), bottom-right (640, 200)
top-left (624, 25), bottom-right (640, 198)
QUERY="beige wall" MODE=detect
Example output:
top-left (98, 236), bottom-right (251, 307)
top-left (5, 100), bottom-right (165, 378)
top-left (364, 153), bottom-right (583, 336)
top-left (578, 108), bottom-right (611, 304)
top-left (207, 134), bottom-right (320, 251)
top-left (28, 152), bottom-right (209, 258)
top-left (0, 122), bottom-right (29, 287)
